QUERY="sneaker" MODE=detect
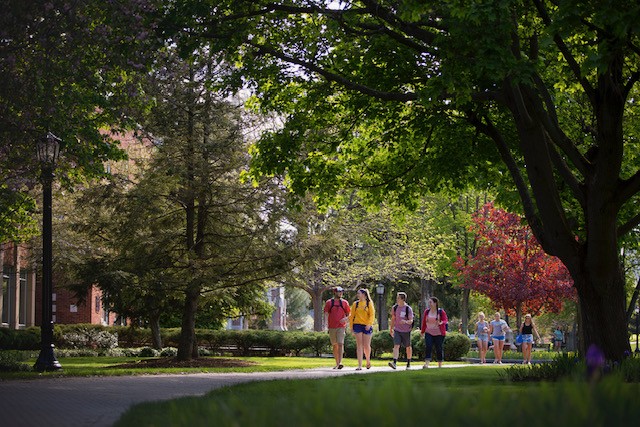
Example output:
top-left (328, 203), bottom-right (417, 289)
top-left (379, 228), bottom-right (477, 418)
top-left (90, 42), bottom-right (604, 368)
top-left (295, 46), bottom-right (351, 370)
top-left (406, 364), bottom-right (411, 370)
top-left (356, 367), bottom-right (362, 371)
top-left (388, 361), bottom-right (397, 370)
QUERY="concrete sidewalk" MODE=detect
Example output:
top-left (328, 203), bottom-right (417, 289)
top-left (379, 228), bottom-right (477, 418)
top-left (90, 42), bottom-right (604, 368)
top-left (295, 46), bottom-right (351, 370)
top-left (0, 365), bottom-right (429, 427)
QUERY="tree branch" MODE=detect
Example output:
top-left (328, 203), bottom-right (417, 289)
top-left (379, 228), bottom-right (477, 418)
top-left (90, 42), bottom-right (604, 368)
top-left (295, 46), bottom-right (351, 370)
top-left (250, 42), bottom-right (418, 102)
top-left (531, 0), bottom-right (595, 101)
top-left (465, 111), bottom-right (545, 243)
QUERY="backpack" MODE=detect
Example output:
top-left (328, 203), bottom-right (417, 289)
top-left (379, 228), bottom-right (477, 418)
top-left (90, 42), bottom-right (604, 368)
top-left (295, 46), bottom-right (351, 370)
top-left (330, 298), bottom-right (347, 314)
top-left (392, 304), bottom-right (414, 328)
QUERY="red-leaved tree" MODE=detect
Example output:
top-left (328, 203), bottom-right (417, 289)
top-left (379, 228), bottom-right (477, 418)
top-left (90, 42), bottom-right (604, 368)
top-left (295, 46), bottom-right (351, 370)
top-left (456, 203), bottom-right (575, 316)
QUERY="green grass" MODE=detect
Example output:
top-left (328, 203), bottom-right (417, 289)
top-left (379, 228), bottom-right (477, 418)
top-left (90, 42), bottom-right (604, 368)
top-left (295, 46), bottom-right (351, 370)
top-left (3, 355), bottom-right (428, 379)
top-left (114, 367), bottom-right (640, 426)
top-left (0, 354), bottom-right (465, 379)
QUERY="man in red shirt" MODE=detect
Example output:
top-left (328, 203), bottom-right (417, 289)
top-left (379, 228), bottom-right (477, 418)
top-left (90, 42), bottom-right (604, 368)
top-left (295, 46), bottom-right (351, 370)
top-left (323, 287), bottom-right (351, 369)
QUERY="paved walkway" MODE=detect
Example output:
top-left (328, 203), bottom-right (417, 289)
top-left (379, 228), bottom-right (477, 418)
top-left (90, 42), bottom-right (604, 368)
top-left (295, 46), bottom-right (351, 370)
top-left (1, 364), bottom-right (470, 427)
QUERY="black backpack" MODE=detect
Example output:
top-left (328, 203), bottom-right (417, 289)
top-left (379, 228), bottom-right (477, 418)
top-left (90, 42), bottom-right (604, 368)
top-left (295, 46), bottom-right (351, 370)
top-left (330, 298), bottom-right (347, 314)
top-left (392, 304), bottom-right (414, 328)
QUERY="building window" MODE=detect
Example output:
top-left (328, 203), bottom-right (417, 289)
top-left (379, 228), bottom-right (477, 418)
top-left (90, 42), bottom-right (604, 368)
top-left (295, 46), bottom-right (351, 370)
top-left (1, 274), bottom-right (9, 325)
top-left (95, 295), bottom-right (100, 313)
top-left (18, 271), bottom-right (27, 325)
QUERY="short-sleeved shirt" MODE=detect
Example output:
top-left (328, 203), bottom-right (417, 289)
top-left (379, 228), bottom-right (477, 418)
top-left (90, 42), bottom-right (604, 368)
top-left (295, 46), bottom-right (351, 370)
top-left (392, 304), bottom-right (414, 333)
top-left (490, 319), bottom-right (509, 336)
top-left (324, 298), bottom-right (350, 328)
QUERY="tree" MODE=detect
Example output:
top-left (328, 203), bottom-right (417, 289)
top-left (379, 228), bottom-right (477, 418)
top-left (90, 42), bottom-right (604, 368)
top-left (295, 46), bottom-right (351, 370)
top-left (456, 203), bottom-right (575, 324)
top-left (162, 1), bottom-right (640, 360)
top-left (1, 0), bottom-right (159, 240)
top-left (135, 48), bottom-right (289, 360)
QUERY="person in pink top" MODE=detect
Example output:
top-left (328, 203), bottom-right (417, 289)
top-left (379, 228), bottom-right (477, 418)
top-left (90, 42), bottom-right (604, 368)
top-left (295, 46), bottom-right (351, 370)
top-left (323, 287), bottom-right (350, 369)
top-left (420, 296), bottom-right (448, 368)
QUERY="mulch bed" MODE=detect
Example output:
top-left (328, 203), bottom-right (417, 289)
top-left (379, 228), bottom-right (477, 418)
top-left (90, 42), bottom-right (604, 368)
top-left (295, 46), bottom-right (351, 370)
top-left (110, 357), bottom-right (257, 369)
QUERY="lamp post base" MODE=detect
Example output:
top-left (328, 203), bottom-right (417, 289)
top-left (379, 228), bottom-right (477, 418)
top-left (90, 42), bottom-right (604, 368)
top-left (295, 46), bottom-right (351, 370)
top-left (34, 345), bottom-right (62, 372)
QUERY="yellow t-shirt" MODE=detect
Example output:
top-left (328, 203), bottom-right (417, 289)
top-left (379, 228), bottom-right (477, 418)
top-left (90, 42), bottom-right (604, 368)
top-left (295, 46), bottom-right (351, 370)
top-left (349, 300), bottom-right (375, 328)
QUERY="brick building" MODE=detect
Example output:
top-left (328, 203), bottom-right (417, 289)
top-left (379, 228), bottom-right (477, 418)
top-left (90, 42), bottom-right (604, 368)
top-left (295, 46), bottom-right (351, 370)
top-left (1, 131), bottom-right (152, 331)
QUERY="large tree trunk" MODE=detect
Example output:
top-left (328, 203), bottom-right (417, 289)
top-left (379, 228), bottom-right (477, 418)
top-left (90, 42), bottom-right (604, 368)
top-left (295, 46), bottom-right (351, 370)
top-left (177, 286), bottom-right (200, 360)
top-left (573, 266), bottom-right (630, 361)
top-left (461, 288), bottom-right (470, 334)
top-left (149, 314), bottom-right (163, 349)
top-left (312, 290), bottom-right (324, 332)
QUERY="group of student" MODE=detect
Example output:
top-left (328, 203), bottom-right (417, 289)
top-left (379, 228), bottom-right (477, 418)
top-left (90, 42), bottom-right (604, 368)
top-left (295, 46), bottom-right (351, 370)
top-left (323, 287), bottom-right (448, 370)
top-left (474, 311), bottom-right (541, 364)
top-left (324, 286), bottom-right (544, 369)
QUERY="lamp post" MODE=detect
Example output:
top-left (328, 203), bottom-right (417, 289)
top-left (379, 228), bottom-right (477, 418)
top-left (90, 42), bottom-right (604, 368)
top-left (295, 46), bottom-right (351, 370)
top-left (635, 305), bottom-right (639, 354)
top-left (376, 283), bottom-right (385, 331)
top-left (34, 132), bottom-right (62, 372)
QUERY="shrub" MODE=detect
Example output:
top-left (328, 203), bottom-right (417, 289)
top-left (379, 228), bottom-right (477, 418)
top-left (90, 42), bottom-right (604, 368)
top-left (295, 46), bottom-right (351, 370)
top-left (283, 332), bottom-right (314, 356)
top-left (371, 331), bottom-right (393, 357)
top-left (410, 331), bottom-right (470, 361)
top-left (0, 328), bottom-right (40, 350)
top-left (502, 353), bottom-right (583, 382)
top-left (139, 347), bottom-right (158, 357)
top-left (443, 333), bottom-right (471, 361)
top-left (160, 347), bottom-right (178, 357)
top-left (307, 332), bottom-right (331, 356)
top-left (344, 334), bottom-right (356, 358)
top-left (0, 350), bottom-right (33, 372)
top-left (61, 326), bottom-right (118, 350)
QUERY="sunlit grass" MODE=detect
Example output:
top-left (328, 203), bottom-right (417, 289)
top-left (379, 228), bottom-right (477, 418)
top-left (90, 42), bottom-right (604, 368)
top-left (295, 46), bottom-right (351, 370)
top-left (0, 356), bottom-right (355, 379)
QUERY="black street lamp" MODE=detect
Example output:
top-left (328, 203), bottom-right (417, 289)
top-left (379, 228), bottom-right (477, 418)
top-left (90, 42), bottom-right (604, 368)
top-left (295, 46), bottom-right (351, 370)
top-left (34, 132), bottom-right (62, 372)
top-left (376, 283), bottom-right (385, 331)
top-left (635, 305), bottom-right (639, 354)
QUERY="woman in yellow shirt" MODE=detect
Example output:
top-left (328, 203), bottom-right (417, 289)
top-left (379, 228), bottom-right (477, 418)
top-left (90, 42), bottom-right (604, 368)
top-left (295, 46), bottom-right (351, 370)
top-left (349, 288), bottom-right (376, 370)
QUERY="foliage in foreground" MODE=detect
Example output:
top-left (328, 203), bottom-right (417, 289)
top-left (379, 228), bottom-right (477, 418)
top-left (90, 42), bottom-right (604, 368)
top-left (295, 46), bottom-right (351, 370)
top-left (503, 353), bottom-right (640, 383)
top-left (114, 368), bottom-right (640, 427)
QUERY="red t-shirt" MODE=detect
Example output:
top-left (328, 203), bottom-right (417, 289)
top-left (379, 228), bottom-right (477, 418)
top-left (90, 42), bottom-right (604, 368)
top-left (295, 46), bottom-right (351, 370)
top-left (324, 298), bottom-right (351, 328)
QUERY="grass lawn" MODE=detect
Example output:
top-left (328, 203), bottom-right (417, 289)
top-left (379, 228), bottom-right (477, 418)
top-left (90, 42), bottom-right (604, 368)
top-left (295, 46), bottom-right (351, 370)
top-left (1, 355), bottom-right (460, 379)
top-left (112, 366), bottom-right (640, 427)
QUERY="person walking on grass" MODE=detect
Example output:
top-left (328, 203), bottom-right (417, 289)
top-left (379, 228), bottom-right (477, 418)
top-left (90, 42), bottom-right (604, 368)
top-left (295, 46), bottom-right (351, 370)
top-left (519, 314), bottom-right (542, 365)
top-left (475, 312), bottom-right (490, 364)
top-left (488, 312), bottom-right (510, 364)
top-left (349, 288), bottom-right (375, 370)
top-left (388, 292), bottom-right (414, 370)
top-left (420, 297), bottom-right (448, 368)
top-left (323, 286), bottom-right (350, 369)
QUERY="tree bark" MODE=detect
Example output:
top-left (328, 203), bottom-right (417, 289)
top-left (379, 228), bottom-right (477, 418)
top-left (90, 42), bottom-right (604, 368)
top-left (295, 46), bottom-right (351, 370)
top-left (177, 285), bottom-right (200, 360)
top-left (312, 290), bottom-right (324, 332)
top-left (149, 314), bottom-right (163, 349)
top-left (573, 266), bottom-right (630, 360)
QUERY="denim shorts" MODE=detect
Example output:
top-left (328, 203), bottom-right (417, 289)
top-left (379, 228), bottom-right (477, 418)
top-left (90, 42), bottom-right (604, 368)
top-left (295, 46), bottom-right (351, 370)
top-left (476, 333), bottom-right (489, 342)
top-left (492, 335), bottom-right (505, 341)
top-left (353, 324), bottom-right (373, 335)
top-left (521, 334), bottom-right (534, 343)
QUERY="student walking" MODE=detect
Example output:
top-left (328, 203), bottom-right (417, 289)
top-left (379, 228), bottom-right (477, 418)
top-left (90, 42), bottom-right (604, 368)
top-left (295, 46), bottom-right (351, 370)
top-left (349, 288), bottom-right (375, 370)
top-left (519, 314), bottom-right (541, 365)
top-left (420, 297), bottom-right (448, 368)
top-left (388, 292), bottom-right (414, 370)
top-left (475, 312), bottom-right (490, 364)
top-left (488, 312), bottom-right (510, 364)
top-left (323, 286), bottom-right (350, 369)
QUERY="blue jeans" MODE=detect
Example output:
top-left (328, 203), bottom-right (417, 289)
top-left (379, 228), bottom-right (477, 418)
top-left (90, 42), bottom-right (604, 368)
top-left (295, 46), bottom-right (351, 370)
top-left (424, 333), bottom-right (445, 362)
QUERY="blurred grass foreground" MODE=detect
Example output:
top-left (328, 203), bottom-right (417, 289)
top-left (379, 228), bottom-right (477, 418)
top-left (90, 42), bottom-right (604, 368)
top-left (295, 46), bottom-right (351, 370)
top-left (115, 366), bottom-right (640, 427)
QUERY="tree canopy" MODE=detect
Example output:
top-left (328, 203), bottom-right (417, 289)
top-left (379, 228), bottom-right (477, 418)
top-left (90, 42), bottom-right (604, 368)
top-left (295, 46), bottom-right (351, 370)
top-left (160, 0), bottom-right (640, 360)
top-left (456, 202), bottom-right (575, 316)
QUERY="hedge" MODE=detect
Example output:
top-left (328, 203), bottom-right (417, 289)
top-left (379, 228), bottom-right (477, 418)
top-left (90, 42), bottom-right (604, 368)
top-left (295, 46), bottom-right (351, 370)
top-left (0, 325), bottom-right (470, 360)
